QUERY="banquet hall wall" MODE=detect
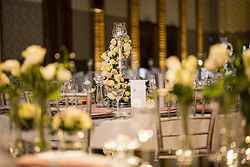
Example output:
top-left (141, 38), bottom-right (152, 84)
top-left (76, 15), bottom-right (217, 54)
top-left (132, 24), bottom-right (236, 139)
top-left (1, 0), bottom-right (250, 71)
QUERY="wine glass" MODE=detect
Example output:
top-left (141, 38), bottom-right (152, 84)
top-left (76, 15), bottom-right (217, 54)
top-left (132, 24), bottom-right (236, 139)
top-left (111, 87), bottom-right (125, 118)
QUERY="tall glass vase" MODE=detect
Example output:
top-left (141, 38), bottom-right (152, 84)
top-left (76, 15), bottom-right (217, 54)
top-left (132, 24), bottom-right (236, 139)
top-left (176, 103), bottom-right (193, 166)
top-left (9, 96), bottom-right (24, 157)
top-left (34, 97), bottom-right (48, 152)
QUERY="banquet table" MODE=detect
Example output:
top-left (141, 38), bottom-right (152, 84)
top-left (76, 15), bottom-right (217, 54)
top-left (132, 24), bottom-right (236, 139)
top-left (0, 106), bottom-right (244, 153)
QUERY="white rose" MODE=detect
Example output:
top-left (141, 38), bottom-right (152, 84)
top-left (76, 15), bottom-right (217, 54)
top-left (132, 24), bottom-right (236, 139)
top-left (109, 45), bottom-right (115, 50)
top-left (40, 63), bottom-right (57, 80)
top-left (123, 43), bottom-right (131, 52)
top-left (166, 56), bottom-right (181, 70)
top-left (21, 45), bottom-right (46, 72)
top-left (112, 47), bottom-right (119, 53)
top-left (1, 60), bottom-right (20, 76)
top-left (56, 67), bottom-right (72, 81)
top-left (166, 69), bottom-right (177, 83)
top-left (110, 39), bottom-right (117, 46)
top-left (177, 69), bottom-right (194, 87)
top-left (108, 51), bottom-right (115, 57)
top-left (208, 43), bottom-right (229, 69)
top-left (109, 59), bottom-right (117, 65)
top-left (114, 74), bottom-right (122, 82)
top-left (0, 73), bottom-right (9, 86)
top-left (111, 69), bottom-right (118, 75)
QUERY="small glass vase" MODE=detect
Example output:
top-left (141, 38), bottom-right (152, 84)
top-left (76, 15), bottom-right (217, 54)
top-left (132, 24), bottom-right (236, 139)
top-left (176, 103), bottom-right (193, 166)
top-left (58, 130), bottom-right (86, 151)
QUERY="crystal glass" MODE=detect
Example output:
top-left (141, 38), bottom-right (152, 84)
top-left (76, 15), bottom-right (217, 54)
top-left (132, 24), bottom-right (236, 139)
top-left (94, 72), bottom-right (105, 107)
top-left (111, 87), bottom-right (125, 118)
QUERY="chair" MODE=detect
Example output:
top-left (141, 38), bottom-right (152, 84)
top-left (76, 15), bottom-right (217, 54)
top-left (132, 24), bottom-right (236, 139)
top-left (156, 99), bottom-right (217, 159)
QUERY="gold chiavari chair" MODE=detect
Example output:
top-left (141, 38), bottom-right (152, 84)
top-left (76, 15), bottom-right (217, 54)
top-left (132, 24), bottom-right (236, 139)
top-left (156, 94), bottom-right (217, 159)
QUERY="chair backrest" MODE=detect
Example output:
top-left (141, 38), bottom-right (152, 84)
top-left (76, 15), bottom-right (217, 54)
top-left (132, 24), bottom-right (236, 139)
top-left (156, 101), bottom-right (216, 156)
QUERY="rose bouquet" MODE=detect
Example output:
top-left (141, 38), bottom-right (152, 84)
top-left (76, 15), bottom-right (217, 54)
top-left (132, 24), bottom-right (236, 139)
top-left (52, 107), bottom-right (92, 133)
top-left (164, 56), bottom-right (197, 163)
top-left (0, 45), bottom-right (73, 152)
top-left (52, 107), bottom-right (92, 150)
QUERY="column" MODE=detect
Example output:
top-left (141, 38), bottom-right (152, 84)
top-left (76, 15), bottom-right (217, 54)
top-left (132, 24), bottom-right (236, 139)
top-left (195, 0), bottom-right (203, 59)
top-left (128, 0), bottom-right (140, 70)
top-left (92, 0), bottom-right (105, 71)
top-left (157, 0), bottom-right (167, 71)
top-left (179, 0), bottom-right (188, 59)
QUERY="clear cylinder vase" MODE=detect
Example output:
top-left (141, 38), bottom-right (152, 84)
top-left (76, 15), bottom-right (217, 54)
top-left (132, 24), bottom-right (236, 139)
top-left (58, 130), bottom-right (86, 151)
top-left (176, 103), bottom-right (193, 166)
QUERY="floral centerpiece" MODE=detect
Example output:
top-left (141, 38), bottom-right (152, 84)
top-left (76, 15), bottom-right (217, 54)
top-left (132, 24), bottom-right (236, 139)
top-left (203, 42), bottom-right (250, 165)
top-left (101, 23), bottom-right (132, 105)
top-left (0, 45), bottom-right (73, 153)
top-left (165, 55), bottom-right (197, 165)
top-left (52, 107), bottom-right (92, 150)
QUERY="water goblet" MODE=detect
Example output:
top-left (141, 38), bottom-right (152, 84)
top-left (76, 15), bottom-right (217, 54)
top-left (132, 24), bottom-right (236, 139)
top-left (111, 87), bottom-right (125, 118)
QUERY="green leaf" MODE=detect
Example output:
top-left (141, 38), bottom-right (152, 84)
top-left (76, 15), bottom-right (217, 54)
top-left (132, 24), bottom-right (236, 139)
top-left (48, 89), bottom-right (61, 100)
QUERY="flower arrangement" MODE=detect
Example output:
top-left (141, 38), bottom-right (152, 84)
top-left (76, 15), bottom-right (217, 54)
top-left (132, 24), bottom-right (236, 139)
top-left (0, 45), bottom-right (73, 152)
top-left (165, 55), bottom-right (197, 155)
top-left (165, 55), bottom-right (197, 105)
top-left (101, 31), bottom-right (132, 104)
top-left (18, 103), bottom-right (41, 131)
top-left (52, 107), bottom-right (92, 134)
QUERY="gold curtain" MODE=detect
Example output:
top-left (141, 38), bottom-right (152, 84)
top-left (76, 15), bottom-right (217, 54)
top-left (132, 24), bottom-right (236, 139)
top-left (157, 0), bottom-right (167, 71)
top-left (129, 0), bottom-right (140, 70)
top-left (94, 9), bottom-right (105, 71)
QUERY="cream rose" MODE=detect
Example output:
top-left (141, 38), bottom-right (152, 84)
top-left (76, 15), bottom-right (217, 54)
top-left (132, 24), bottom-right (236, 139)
top-left (56, 67), bottom-right (72, 81)
top-left (110, 39), bottom-right (117, 46)
top-left (40, 63), bottom-right (57, 80)
top-left (166, 56), bottom-right (181, 70)
top-left (123, 43), bottom-right (131, 52)
top-left (21, 45), bottom-right (46, 72)
top-left (1, 59), bottom-right (20, 76)
top-left (206, 43), bottom-right (229, 70)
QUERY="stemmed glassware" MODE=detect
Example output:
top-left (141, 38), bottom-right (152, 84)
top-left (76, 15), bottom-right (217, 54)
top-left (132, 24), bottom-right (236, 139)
top-left (94, 72), bottom-right (105, 107)
top-left (111, 87), bottom-right (125, 118)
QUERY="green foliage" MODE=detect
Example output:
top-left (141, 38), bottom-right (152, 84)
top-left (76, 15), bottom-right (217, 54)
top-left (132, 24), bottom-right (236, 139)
top-left (172, 84), bottom-right (193, 106)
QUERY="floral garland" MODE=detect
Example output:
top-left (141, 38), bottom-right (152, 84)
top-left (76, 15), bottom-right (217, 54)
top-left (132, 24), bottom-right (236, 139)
top-left (101, 34), bottom-right (132, 104)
